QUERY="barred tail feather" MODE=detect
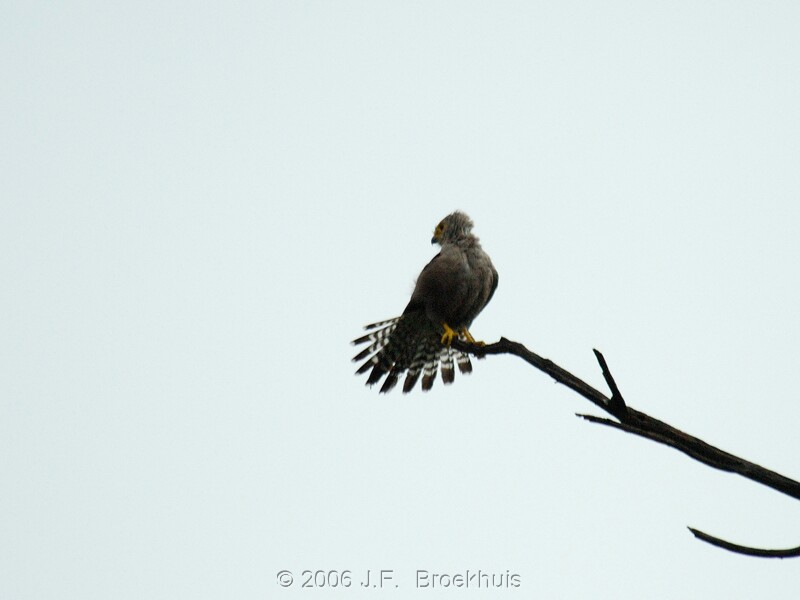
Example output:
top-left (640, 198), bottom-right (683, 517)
top-left (440, 348), bottom-right (455, 384)
top-left (421, 351), bottom-right (440, 391)
top-left (351, 317), bottom-right (400, 349)
top-left (380, 365), bottom-right (403, 394)
top-left (402, 367), bottom-right (422, 393)
top-left (402, 335), bottom-right (438, 393)
top-left (353, 316), bottom-right (400, 383)
top-left (362, 317), bottom-right (402, 331)
top-left (456, 351), bottom-right (472, 374)
top-left (353, 312), bottom-right (428, 390)
top-left (366, 360), bottom-right (391, 386)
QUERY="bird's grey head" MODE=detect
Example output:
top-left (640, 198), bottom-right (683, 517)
top-left (431, 211), bottom-right (475, 245)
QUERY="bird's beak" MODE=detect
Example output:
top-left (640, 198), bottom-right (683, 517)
top-left (431, 236), bottom-right (438, 244)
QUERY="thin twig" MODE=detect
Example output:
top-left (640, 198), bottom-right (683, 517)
top-left (592, 349), bottom-right (627, 414)
top-left (687, 528), bottom-right (800, 559)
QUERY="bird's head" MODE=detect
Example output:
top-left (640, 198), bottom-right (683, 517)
top-left (431, 211), bottom-right (474, 245)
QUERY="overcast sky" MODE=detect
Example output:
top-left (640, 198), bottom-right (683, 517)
top-left (3, 2), bottom-right (800, 598)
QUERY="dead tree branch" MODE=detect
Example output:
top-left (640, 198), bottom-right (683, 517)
top-left (452, 336), bottom-right (800, 558)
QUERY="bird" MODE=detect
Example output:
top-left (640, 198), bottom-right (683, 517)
top-left (352, 211), bottom-right (498, 393)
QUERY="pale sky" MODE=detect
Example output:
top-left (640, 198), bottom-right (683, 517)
top-left (2, 2), bottom-right (800, 598)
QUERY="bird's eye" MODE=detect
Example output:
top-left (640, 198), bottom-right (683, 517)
top-left (435, 221), bottom-right (446, 235)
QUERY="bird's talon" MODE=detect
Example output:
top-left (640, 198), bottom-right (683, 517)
top-left (460, 328), bottom-right (485, 346)
top-left (440, 322), bottom-right (457, 346)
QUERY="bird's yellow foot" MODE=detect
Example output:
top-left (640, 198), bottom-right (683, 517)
top-left (461, 327), bottom-right (486, 347)
top-left (440, 322), bottom-right (457, 346)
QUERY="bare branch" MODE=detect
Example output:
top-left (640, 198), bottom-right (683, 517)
top-left (452, 337), bottom-right (800, 557)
